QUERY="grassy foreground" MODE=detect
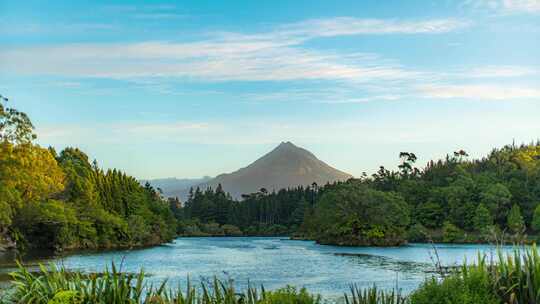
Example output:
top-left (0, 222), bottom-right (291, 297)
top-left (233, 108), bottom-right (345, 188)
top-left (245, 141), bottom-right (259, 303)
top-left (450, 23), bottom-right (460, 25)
top-left (1, 247), bottom-right (540, 304)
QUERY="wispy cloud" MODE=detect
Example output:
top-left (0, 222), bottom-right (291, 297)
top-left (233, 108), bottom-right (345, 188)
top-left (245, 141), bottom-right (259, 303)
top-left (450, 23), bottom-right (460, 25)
top-left (465, 0), bottom-right (540, 14)
top-left (466, 66), bottom-right (538, 78)
top-left (501, 0), bottom-right (540, 13)
top-left (132, 13), bottom-right (188, 20)
top-left (418, 84), bottom-right (540, 100)
top-left (278, 18), bottom-right (470, 37)
top-left (0, 17), bottom-right (466, 84)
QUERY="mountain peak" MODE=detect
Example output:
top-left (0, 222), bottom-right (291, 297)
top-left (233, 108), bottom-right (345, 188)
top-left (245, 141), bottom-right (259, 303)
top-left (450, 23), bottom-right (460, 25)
top-left (198, 142), bottom-right (352, 199)
top-left (279, 141), bottom-right (295, 147)
top-left (274, 141), bottom-right (298, 151)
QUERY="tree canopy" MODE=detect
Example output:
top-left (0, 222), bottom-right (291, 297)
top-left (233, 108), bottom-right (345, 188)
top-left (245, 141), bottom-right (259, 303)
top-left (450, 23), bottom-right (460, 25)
top-left (0, 97), bottom-right (176, 251)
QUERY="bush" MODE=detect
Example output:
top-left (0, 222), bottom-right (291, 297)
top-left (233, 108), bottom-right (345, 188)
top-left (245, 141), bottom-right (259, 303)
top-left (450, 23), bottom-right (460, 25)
top-left (47, 291), bottom-right (82, 304)
top-left (410, 265), bottom-right (499, 304)
top-left (222, 224), bottom-right (243, 236)
top-left (261, 286), bottom-right (321, 304)
top-left (442, 221), bottom-right (464, 243)
top-left (202, 222), bottom-right (225, 236)
top-left (407, 223), bottom-right (429, 242)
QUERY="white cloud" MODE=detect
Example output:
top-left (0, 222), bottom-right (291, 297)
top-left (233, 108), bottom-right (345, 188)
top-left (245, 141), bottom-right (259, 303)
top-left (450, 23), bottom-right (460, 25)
top-left (418, 84), bottom-right (540, 100)
top-left (467, 66), bottom-right (537, 78)
top-left (466, 0), bottom-right (540, 13)
top-left (315, 95), bottom-right (402, 104)
top-left (0, 42), bottom-right (418, 82)
top-left (502, 0), bottom-right (540, 13)
top-left (0, 17), bottom-right (466, 83)
top-left (279, 18), bottom-right (469, 37)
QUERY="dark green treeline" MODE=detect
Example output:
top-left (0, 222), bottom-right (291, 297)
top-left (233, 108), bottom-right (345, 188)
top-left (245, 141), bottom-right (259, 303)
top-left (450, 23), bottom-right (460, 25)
top-left (176, 143), bottom-right (540, 246)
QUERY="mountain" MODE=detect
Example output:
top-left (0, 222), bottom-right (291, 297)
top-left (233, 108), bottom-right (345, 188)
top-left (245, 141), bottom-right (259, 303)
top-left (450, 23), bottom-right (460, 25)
top-left (142, 177), bottom-right (212, 198)
top-left (197, 141), bottom-right (352, 199)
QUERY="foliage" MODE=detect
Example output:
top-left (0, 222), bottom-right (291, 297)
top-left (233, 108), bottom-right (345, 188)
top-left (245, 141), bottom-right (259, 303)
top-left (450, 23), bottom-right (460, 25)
top-left (178, 184), bottom-right (318, 236)
top-left (259, 286), bottom-right (320, 304)
top-left (345, 286), bottom-right (408, 304)
top-left (307, 182), bottom-right (410, 246)
top-left (410, 268), bottom-right (499, 304)
top-left (170, 135), bottom-right (540, 245)
top-left (407, 224), bottom-right (429, 243)
top-left (532, 204), bottom-right (540, 232)
top-left (411, 246), bottom-right (540, 304)
top-left (0, 98), bottom-right (175, 251)
top-left (47, 291), bottom-right (82, 304)
top-left (473, 203), bottom-right (493, 233)
top-left (507, 204), bottom-right (525, 235)
top-left (3, 262), bottom-right (322, 304)
top-left (442, 221), bottom-right (464, 243)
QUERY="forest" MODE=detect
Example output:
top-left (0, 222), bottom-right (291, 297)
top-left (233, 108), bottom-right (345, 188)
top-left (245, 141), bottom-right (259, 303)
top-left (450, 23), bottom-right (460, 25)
top-left (2, 95), bottom-right (540, 249)
top-left (176, 143), bottom-right (540, 246)
top-left (0, 97), bottom-right (176, 252)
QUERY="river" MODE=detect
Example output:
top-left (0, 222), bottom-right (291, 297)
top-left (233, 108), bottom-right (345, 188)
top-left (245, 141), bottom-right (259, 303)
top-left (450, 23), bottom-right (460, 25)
top-left (0, 237), bottom-right (516, 298)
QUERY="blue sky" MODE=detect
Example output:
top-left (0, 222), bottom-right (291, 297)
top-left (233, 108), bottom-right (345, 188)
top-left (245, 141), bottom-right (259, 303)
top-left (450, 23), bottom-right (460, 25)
top-left (1, 0), bottom-right (539, 179)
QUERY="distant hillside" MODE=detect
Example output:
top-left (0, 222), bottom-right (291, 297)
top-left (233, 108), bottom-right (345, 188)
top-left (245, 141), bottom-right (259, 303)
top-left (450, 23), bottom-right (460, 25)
top-left (142, 177), bottom-right (212, 199)
top-left (198, 141), bottom-right (352, 199)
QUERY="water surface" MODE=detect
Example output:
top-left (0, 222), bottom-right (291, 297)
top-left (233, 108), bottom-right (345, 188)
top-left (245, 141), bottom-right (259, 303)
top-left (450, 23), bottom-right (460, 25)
top-left (0, 237), bottom-right (514, 298)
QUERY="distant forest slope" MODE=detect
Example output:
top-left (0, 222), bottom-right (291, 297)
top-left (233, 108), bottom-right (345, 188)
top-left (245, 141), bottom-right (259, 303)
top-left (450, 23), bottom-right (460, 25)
top-left (142, 177), bottom-right (212, 200)
top-left (174, 142), bottom-right (540, 246)
top-left (0, 97), bottom-right (176, 252)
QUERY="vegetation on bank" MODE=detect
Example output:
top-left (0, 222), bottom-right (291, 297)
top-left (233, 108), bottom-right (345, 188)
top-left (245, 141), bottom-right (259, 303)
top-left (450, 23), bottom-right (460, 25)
top-left (0, 97), bottom-right (176, 252)
top-left (2, 247), bottom-right (540, 303)
top-left (175, 143), bottom-right (540, 246)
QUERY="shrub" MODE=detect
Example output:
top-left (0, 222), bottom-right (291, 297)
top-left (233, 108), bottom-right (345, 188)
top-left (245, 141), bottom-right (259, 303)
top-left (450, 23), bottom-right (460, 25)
top-left (47, 291), bottom-right (82, 304)
top-left (407, 223), bottom-right (429, 242)
top-left (442, 221), bottom-right (464, 243)
top-left (410, 263), bottom-right (499, 304)
top-left (222, 224), bottom-right (243, 236)
top-left (261, 286), bottom-right (321, 304)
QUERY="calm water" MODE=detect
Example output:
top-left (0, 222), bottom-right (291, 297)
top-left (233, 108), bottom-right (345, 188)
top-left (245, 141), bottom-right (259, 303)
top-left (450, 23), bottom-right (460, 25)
top-left (0, 237), bottom-right (515, 298)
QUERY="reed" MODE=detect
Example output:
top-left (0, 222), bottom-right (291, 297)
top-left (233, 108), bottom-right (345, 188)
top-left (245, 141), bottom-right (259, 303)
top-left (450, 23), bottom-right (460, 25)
top-left (345, 285), bottom-right (408, 304)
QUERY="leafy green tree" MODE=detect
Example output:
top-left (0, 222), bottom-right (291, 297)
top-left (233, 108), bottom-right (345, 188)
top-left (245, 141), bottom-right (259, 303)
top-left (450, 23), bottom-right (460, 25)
top-left (0, 95), bottom-right (36, 144)
top-left (443, 221), bottom-right (464, 243)
top-left (481, 183), bottom-right (512, 226)
top-left (507, 204), bottom-right (525, 234)
top-left (532, 204), bottom-right (540, 232)
top-left (309, 182), bottom-right (410, 246)
top-left (473, 204), bottom-right (493, 232)
top-left (415, 201), bottom-right (444, 229)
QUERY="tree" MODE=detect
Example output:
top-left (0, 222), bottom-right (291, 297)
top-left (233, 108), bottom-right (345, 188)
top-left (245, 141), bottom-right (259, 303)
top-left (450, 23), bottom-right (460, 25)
top-left (507, 204), bottom-right (525, 234)
top-left (473, 203), bottom-right (493, 232)
top-left (309, 182), bottom-right (410, 246)
top-left (0, 95), bottom-right (36, 144)
top-left (415, 201), bottom-right (444, 229)
top-left (481, 183), bottom-right (512, 226)
top-left (443, 221), bottom-right (464, 243)
top-left (531, 204), bottom-right (540, 232)
top-left (398, 152), bottom-right (418, 177)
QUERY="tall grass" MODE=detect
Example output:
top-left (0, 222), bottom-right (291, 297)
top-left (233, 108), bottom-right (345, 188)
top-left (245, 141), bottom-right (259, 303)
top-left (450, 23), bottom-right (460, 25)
top-left (1, 262), bottom-right (322, 304)
top-left (345, 285), bottom-right (408, 304)
top-left (490, 247), bottom-right (540, 304)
